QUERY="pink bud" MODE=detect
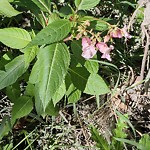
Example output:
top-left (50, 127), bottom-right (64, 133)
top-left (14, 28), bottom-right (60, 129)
top-left (104, 35), bottom-right (111, 43)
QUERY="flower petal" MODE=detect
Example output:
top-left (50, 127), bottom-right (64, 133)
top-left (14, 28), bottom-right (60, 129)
top-left (101, 53), bottom-right (112, 61)
top-left (121, 27), bottom-right (132, 39)
top-left (110, 29), bottom-right (123, 38)
top-left (82, 37), bottom-right (91, 49)
top-left (96, 42), bottom-right (113, 61)
top-left (96, 42), bottom-right (109, 53)
top-left (82, 45), bottom-right (97, 59)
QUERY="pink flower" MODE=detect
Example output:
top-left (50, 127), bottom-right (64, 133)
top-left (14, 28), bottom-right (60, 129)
top-left (110, 27), bottom-right (132, 40)
top-left (121, 27), bottom-right (132, 39)
top-left (96, 42), bottom-right (114, 61)
top-left (110, 28), bottom-right (123, 38)
top-left (81, 37), bottom-right (97, 59)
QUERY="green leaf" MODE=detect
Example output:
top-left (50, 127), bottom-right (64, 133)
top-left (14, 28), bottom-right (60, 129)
top-left (33, 43), bottom-right (70, 110)
top-left (45, 100), bottom-right (59, 116)
top-left (115, 110), bottom-right (136, 137)
top-left (69, 67), bottom-right (90, 91)
top-left (139, 134), bottom-right (150, 150)
top-left (31, 0), bottom-right (51, 13)
top-left (52, 81), bottom-right (66, 106)
top-left (34, 83), bottom-right (44, 116)
top-left (90, 126), bottom-right (110, 150)
top-left (29, 19), bottom-right (71, 46)
top-left (66, 83), bottom-right (81, 103)
top-left (114, 138), bottom-right (142, 149)
top-left (0, 0), bottom-right (21, 17)
top-left (3, 143), bottom-right (13, 150)
top-left (11, 96), bottom-right (33, 123)
top-left (84, 73), bottom-right (110, 95)
top-left (0, 28), bottom-right (31, 49)
top-left (120, 1), bottom-right (136, 8)
top-left (90, 20), bottom-right (109, 31)
top-left (0, 53), bottom-right (12, 70)
top-left (75, 0), bottom-right (81, 8)
top-left (112, 113), bottom-right (129, 149)
top-left (59, 5), bottom-right (72, 17)
top-left (77, 0), bottom-right (100, 10)
top-left (84, 60), bottom-right (99, 73)
top-left (25, 82), bottom-right (35, 97)
top-left (71, 40), bottom-right (85, 65)
top-left (48, 13), bottom-right (60, 24)
top-left (0, 116), bottom-right (11, 141)
top-left (6, 84), bottom-right (21, 102)
top-left (0, 55), bottom-right (26, 90)
top-left (35, 84), bottom-right (59, 117)
top-left (29, 60), bottom-right (40, 84)
top-left (24, 46), bottom-right (38, 67)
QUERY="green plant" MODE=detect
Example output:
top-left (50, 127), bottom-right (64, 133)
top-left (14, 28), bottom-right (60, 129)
top-left (91, 112), bottom-right (150, 150)
top-left (0, 0), bottom-right (140, 145)
top-left (90, 113), bottom-right (130, 150)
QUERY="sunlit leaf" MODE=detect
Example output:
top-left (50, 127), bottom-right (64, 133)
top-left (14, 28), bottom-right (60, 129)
top-left (0, 55), bottom-right (26, 90)
top-left (84, 73), bottom-right (110, 95)
top-left (0, 28), bottom-right (31, 49)
top-left (76, 0), bottom-right (100, 10)
top-left (29, 19), bottom-right (71, 46)
top-left (30, 43), bottom-right (70, 110)
top-left (52, 81), bottom-right (66, 106)
top-left (0, 0), bottom-right (21, 17)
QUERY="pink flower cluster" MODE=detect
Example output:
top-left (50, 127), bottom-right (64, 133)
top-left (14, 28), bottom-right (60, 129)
top-left (104, 26), bottom-right (132, 43)
top-left (81, 27), bottom-right (131, 61)
top-left (82, 37), bottom-right (114, 61)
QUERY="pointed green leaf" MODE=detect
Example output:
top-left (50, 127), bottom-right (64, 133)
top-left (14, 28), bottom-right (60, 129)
top-left (84, 73), bottom-right (110, 95)
top-left (66, 83), bottom-right (81, 103)
top-left (0, 28), bottom-right (31, 49)
top-left (31, 0), bottom-right (51, 13)
top-left (77, 0), bottom-right (100, 10)
top-left (24, 46), bottom-right (38, 67)
top-left (0, 55), bottom-right (26, 90)
top-left (90, 126), bottom-right (110, 150)
top-left (35, 84), bottom-right (59, 117)
top-left (30, 19), bottom-right (71, 46)
top-left (36, 43), bottom-right (70, 110)
top-left (52, 81), bottom-right (66, 106)
top-left (75, 0), bottom-right (81, 8)
top-left (0, 0), bottom-right (21, 17)
top-left (12, 96), bottom-right (33, 123)
top-left (69, 67), bottom-right (90, 91)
